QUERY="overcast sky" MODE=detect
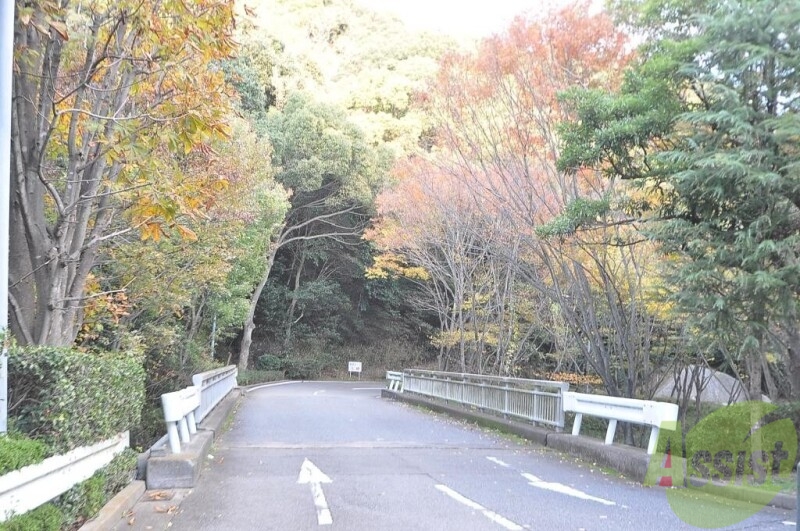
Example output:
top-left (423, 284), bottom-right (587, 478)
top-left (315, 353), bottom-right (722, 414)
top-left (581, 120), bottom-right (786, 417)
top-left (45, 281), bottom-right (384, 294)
top-left (354, 0), bottom-right (571, 37)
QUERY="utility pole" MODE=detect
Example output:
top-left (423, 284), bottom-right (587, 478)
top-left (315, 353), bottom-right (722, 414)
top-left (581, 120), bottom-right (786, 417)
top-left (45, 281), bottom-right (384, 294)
top-left (0, 0), bottom-right (14, 434)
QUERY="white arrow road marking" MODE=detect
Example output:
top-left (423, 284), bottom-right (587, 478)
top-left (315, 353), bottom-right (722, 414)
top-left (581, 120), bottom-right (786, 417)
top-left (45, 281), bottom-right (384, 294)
top-left (435, 484), bottom-right (523, 531)
top-left (298, 459), bottom-right (333, 525)
top-left (312, 390), bottom-right (326, 396)
top-left (521, 473), bottom-right (616, 506)
top-left (486, 457), bottom-right (511, 468)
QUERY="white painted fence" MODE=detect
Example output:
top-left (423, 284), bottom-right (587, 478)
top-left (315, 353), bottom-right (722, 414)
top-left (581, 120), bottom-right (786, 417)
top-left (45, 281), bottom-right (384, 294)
top-left (563, 392), bottom-right (679, 454)
top-left (385, 371), bottom-right (403, 391)
top-left (402, 370), bottom-right (569, 429)
top-left (0, 432), bottom-right (129, 523)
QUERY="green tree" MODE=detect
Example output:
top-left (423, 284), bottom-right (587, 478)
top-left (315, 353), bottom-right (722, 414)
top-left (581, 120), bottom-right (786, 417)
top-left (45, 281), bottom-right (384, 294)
top-left (561, 0), bottom-right (800, 398)
top-left (10, 1), bottom-right (236, 346)
top-left (237, 94), bottom-right (391, 370)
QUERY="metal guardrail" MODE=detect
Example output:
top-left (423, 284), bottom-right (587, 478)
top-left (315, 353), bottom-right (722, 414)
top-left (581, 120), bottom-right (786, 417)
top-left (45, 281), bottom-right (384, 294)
top-left (192, 365), bottom-right (238, 423)
top-left (0, 432), bottom-right (129, 522)
top-left (402, 369), bottom-right (568, 429)
top-left (564, 392), bottom-right (679, 455)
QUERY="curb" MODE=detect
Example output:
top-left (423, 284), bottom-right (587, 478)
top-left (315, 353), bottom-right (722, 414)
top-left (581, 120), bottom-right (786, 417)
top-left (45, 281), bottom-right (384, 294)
top-left (78, 480), bottom-right (145, 531)
top-left (382, 389), bottom-right (798, 512)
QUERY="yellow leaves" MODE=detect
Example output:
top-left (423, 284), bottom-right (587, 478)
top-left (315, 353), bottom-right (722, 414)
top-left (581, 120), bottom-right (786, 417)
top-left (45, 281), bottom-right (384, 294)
top-left (141, 222), bottom-right (165, 242)
top-left (176, 225), bottom-right (198, 241)
top-left (17, 2), bottom-right (69, 40)
top-left (76, 274), bottom-right (132, 345)
top-left (366, 253), bottom-right (431, 281)
top-left (49, 20), bottom-right (69, 41)
top-left (545, 372), bottom-right (603, 387)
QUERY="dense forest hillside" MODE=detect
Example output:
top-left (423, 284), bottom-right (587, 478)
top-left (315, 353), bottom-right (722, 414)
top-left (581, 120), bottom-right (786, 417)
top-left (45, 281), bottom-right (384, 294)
top-left (6, 0), bottom-right (800, 451)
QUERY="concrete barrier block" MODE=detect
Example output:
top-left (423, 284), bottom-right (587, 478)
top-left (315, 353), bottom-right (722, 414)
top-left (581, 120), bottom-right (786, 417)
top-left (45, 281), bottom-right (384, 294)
top-left (145, 431), bottom-right (213, 489)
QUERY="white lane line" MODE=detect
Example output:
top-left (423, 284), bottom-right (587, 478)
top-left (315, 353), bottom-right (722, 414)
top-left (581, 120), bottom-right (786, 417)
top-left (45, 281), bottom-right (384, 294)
top-left (782, 522), bottom-right (796, 526)
top-left (298, 459), bottom-right (333, 526)
top-left (313, 390), bottom-right (326, 396)
top-left (486, 457), bottom-right (511, 468)
top-left (521, 473), bottom-right (616, 506)
top-left (435, 484), bottom-right (523, 531)
top-left (245, 381), bottom-right (300, 392)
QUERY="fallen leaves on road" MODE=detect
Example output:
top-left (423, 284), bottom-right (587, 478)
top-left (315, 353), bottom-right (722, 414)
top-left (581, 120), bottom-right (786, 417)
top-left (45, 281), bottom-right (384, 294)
top-left (147, 490), bottom-right (174, 501)
top-left (154, 505), bottom-right (179, 514)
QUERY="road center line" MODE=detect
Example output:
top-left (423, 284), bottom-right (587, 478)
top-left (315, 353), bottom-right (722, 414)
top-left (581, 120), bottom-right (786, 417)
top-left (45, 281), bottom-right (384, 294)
top-left (486, 457), bottom-right (511, 468)
top-left (435, 484), bottom-right (523, 531)
top-left (521, 473), bottom-right (616, 506)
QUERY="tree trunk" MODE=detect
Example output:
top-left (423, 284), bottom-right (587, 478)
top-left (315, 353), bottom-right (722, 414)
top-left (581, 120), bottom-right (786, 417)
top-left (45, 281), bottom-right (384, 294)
top-left (786, 326), bottom-right (800, 399)
top-left (284, 248), bottom-right (306, 347)
top-left (239, 246), bottom-right (278, 372)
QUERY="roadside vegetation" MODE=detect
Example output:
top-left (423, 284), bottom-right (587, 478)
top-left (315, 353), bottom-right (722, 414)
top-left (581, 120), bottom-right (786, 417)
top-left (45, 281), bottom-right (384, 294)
top-left (4, 0), bottom-right (800, 525)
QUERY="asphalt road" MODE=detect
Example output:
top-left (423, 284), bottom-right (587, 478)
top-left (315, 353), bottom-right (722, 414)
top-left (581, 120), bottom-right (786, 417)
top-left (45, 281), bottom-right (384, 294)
top-left (153, 381), bottom-right (794, 530)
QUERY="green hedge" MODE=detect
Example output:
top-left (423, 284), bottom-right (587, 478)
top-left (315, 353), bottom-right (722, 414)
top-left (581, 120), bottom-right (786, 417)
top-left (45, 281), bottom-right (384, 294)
top-left (0, 433), bottom-right (48, 475)
top-left (8, 346), bottom-right (146, 453)
top-left (237, 369), bottom-right (284, 386)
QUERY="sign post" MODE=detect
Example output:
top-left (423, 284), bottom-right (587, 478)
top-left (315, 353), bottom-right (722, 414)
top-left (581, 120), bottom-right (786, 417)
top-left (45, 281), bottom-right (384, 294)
top-left (347, 361), bottom-right (362, 379)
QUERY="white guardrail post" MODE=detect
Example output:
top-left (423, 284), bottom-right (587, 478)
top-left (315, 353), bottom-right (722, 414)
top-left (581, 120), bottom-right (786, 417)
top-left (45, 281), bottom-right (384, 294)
top-left (563, 391), bottom-right (679, 455)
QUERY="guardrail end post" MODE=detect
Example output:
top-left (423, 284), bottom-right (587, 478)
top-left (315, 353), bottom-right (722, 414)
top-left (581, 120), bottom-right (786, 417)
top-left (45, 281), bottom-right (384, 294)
top-left (187, 411), bottom-right (197, 435)
top-left (572, 413), bottom-right (583, 436)
top-left (647, 425), bottom-right (659, 455)
top-left (178, 417), bottom-right (191, 443)
top-left (605, 419), bottom-right (617, 445)
top-left (167, 423), bottom-right (181, 454)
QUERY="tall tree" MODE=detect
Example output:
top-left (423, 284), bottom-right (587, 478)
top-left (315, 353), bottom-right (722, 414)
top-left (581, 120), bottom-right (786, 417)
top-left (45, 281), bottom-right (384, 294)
top-left (10, 0), bottom-right (236, 346)
top-left (237, 94), bottom-right (390, 370)
top-left (401, 2), bottom-right (669, 400)
top-left (562, 0), bottom-right (800, 398)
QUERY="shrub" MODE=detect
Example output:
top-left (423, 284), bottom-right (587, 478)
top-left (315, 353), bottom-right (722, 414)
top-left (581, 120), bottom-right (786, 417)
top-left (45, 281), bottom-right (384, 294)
top-left (0, 433), bottom-right (48, 475)
top-left (763, 401), bottom-right (800, 440)
top-left (57, 474), bottom-right (106, 526)
top-left (8, 345), bottom-right (146, 453)
top-left (283, 350), bottom-right (336, 380)
top-left (237, 370), bottom-right (284, 386)
top-left (255, 354), bottom-right (283, 371)
top-left (0, 504), bottom-right (63, 531)
top-left (102, 449), bottom-right (138, 496)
